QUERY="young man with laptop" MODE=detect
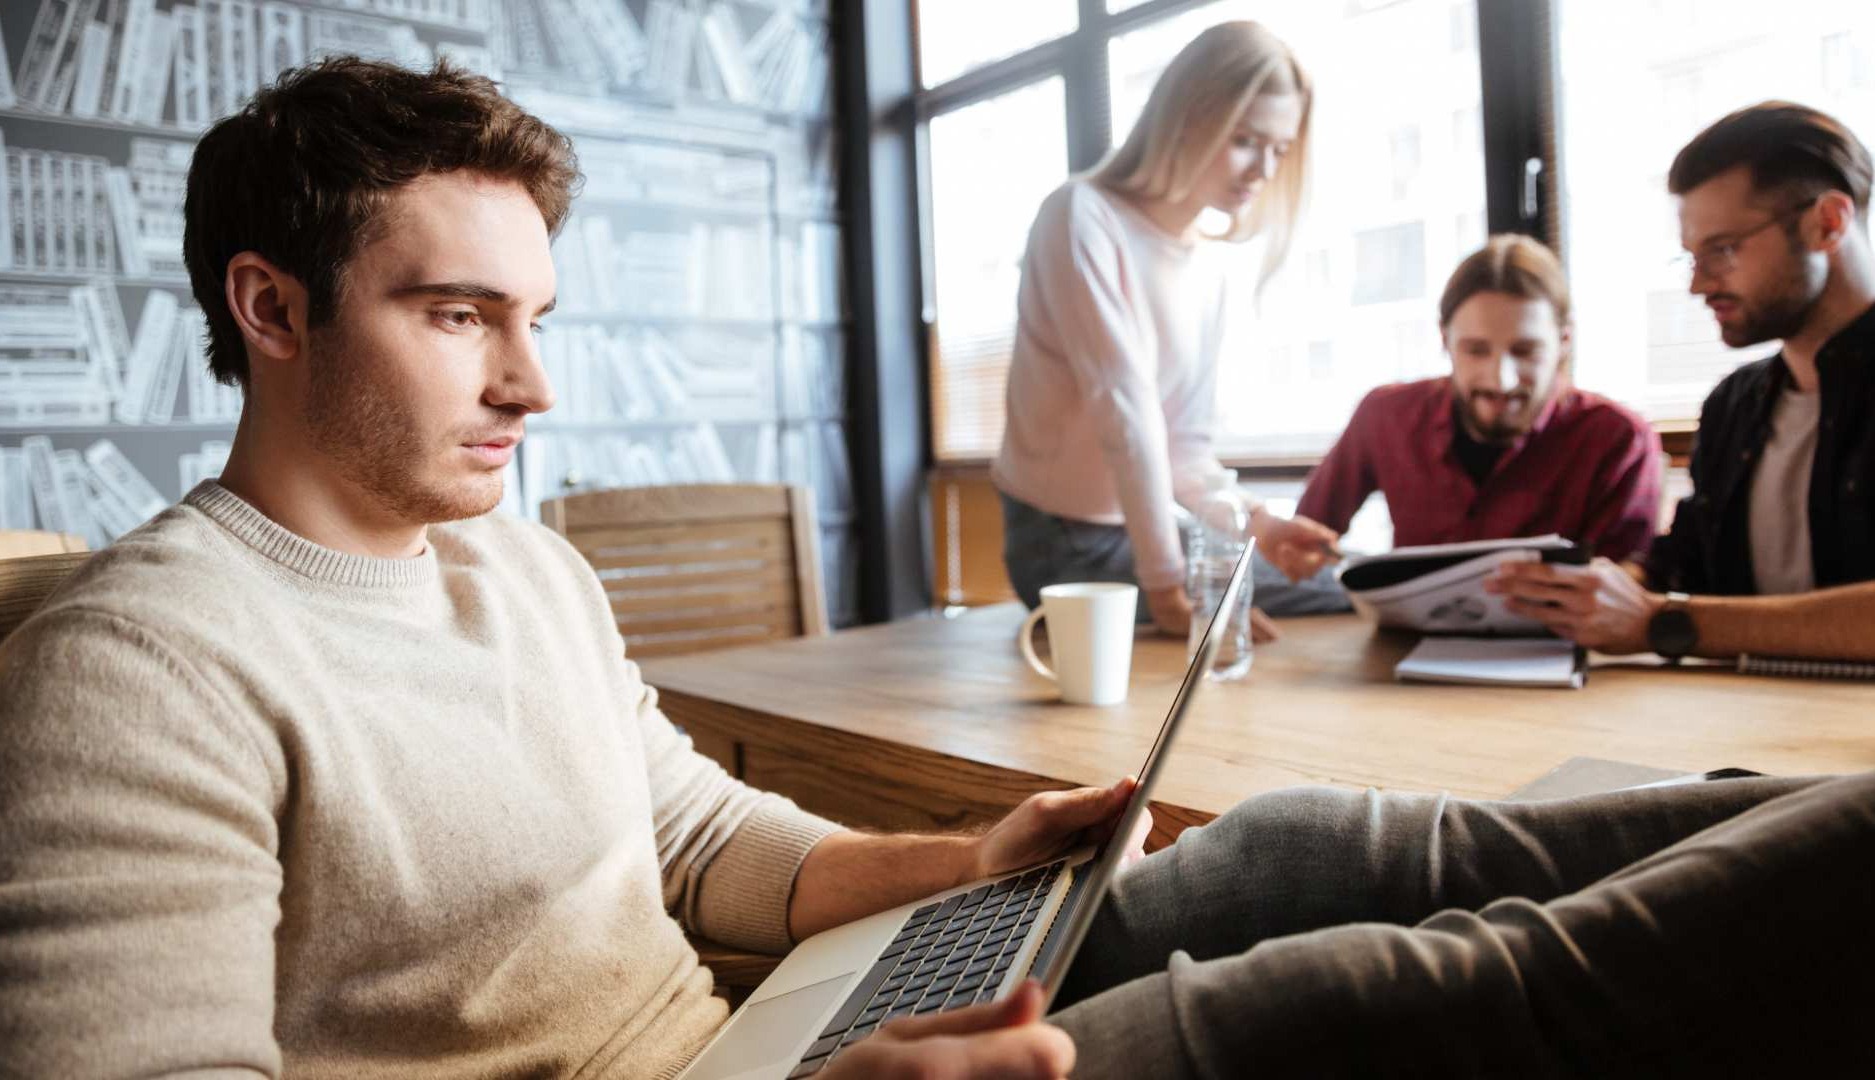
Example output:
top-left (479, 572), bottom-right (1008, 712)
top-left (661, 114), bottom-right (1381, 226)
top-left (3, 64), bottom-right (1871, 1079)
top-left (1491, 102), bottom-right (1875, 662)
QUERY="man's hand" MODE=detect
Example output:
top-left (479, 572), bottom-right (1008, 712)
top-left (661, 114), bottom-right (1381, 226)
top-left (1145, 584), bottom-right (1192, 636)
top-left (970, 778), bottom-right (1151, 882)
top-left (1250, 509), bottom-right (1342, 583)
top-left (1485, 556), bottom-right (1665, 654)
top-left (818, 981), bottom-right (1074, 1080)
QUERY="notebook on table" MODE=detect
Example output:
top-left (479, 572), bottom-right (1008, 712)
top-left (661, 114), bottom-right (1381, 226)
top-left (1395, 636), bottom-right (1585, 689)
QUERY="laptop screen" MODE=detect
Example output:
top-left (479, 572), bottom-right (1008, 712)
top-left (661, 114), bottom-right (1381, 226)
top-left (1032, 537), bottom-right (1256, 1000)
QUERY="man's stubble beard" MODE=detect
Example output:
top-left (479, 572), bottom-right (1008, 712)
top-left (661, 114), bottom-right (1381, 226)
top-left (1457, 387), bottom-right (1545, 446)
top-left (304, 324), bottom-right (504, 525)
top-left (1719, 232), bottom-right (1827, 348)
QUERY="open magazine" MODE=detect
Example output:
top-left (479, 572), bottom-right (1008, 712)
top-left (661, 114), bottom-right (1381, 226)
top-left (1337, 535), bottom-right (1584, 635)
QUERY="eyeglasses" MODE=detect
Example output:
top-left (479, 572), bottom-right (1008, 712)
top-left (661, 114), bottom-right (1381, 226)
top-left (1672, 197), bottom-right (1818, 279)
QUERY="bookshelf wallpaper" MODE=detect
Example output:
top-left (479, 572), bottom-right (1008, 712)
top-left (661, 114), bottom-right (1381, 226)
top-left (0, 0), bottom-right (856, 625)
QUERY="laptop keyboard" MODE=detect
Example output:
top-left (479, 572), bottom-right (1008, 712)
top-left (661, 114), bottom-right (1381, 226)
top-left (784, 860), bottom-right (1066, 1077)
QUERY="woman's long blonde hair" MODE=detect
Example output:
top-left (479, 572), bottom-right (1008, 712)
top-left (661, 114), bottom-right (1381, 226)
top-left (1094, 20), bottom-right (1312, 288)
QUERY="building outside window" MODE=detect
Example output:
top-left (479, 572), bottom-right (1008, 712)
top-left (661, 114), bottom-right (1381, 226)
top-left (1557, 1), bottom-right (1875, 421)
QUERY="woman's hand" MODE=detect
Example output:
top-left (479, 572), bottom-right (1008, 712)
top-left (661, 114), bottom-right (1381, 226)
top-left (1250, 607), bottom-right (1279, 643)
top-left (1145, 584), bottom-right (1193, 636)
top-left (1250, 509), bottom-right (1342, 583)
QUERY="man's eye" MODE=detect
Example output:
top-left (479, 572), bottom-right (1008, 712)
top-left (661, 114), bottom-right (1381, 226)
top-left (437, 309), bottom-right (481, 329)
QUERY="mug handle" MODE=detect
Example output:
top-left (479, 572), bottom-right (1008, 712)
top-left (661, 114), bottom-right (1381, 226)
top-left (1019, 606), bottom-right (1056, 682)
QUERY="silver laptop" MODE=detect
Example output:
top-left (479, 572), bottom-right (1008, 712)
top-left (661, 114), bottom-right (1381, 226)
top-left (680, 540), bottom-right (1256, 1080)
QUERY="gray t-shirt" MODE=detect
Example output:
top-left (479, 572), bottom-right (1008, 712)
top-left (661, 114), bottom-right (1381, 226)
top-left (1749, 388), bottom-right (1821, 595)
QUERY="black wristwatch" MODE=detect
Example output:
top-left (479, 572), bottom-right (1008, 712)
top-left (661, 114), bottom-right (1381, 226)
top-left (1647, 591), bottom-right (1698, 661)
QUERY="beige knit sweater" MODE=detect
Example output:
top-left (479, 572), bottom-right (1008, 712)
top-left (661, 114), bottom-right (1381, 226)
top-left (0, 482), bottom-right (842, 1079)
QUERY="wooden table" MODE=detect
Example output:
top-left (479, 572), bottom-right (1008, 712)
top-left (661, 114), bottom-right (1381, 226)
top-left (639, 605), bottom-right (1875, 848)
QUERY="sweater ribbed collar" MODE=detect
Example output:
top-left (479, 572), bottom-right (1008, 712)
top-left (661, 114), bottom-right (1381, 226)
top-left (185, 481), bottom-right (439, 590)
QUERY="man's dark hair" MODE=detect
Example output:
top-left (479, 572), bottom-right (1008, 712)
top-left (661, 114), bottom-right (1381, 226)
top-left (183, 57), bottom-right (582, 386)
top-left (1438, 233), bottom-right (1570, 330)
top-left (1668, 101), bottom-right (1872, 218)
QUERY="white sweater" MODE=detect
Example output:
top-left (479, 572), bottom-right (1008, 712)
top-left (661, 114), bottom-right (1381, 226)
top-left (992, 178), bottom-right (1233, 589)
top-left (0, 482), bottom-right (841, 1079)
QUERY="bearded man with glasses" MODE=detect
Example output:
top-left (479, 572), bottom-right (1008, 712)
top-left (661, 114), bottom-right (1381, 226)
top-left (1490, 101), bottom-right (1875, 664)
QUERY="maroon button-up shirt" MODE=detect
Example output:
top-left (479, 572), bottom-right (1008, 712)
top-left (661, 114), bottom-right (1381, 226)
top-left (1297, 378), bottom-right (1662, 561)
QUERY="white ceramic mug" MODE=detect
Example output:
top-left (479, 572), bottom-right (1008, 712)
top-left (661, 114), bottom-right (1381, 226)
top-left (1018, 582), bottom-right (1139, 706)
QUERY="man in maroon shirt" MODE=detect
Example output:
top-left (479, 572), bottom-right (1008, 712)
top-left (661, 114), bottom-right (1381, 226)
top-left (1297, 235), bottom-right (1661, 560)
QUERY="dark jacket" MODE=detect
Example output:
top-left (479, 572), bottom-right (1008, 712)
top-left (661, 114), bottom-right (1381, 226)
top-left (1646, 301), bottom-right (1875, 594)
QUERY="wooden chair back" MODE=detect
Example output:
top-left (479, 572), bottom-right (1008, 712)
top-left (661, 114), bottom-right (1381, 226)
top-left (0, 529), bottom-right (87, 558)
top-left (542, 484), bottom-right (829, 659)
top-left (0, 551), bottom-right (92, 644)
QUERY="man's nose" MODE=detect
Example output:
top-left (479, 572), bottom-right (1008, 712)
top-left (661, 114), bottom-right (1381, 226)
top-left (489, 327), bottom-right (556, 415)
top-left (1497, 356), bottom-right (1520, 393)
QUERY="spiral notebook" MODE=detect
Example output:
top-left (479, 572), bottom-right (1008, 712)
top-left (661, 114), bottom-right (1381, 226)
top-left (1737, 654), bottom-right (1875, 680)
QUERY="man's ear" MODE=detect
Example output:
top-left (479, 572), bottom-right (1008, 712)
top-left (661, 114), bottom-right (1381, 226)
top-left (224, 252), bottom-right (308, 364)
top-left (1812, 191), bottom-right (1856, 254)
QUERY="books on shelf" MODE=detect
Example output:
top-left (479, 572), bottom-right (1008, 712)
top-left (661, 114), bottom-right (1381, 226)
top-left (0, 0), bottom-right (448, 131)
top-left (1, 282), bottom-right (115, 428)
top-left (571, 0), bottom-right (647, 85)
top-left (177, 438), bottom-right (230, 492)
top-left (554, 213), bottom-right (774, 321)
top-left (123, 137), bottom-right (190, 276)
top-left (258, 3), bottom-right (306, 90)
top-left (304, 8), bottom-right (430, 72)
top-left (699, 4), bottom-right (756, 105)
top-left (0, 20), bottom-right (15, 110)
top-left (536, 322), bottom-right (771, 424)
top-left (778, 324), bottom-right (842, 419)
top-left (17, 0), bottom-right (95, 113)
top-left (68, 18), bottom-right (112, 119)
top-left (642, 0), bottom-right (699, 96)
top-left (0, 447), bottom-right (32, 528)
top-left (0, 138), bottom-right (118, 275)
top-left (20, 435), bottom-right (72, 534)
top-left (497, 0), bottom-right (645, 87)
top-left (777, 419), bottom-right (851, 517)
top-left (780, 220), bottom-right (842, 323)
top-left (0, 433), bottom-right (213, 541)
top-left (521, 424), bottom-right (742, 519)
top-left (54, 446), bottom-right (105, 549)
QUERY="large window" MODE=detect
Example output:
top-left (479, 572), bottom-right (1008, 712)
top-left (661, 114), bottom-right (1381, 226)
top-left (917, 1), bottom-right (1079, 88)
top-left (927, 80), bottom-right (1070, 460)
top-left (1558, 2), bottom-right (1875, 421)
top-left (917, 0), bottom-right (1488, 462)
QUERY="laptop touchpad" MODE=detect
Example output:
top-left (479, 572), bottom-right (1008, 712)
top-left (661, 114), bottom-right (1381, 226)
top-left (683, 973), bottom-right (851, 1080)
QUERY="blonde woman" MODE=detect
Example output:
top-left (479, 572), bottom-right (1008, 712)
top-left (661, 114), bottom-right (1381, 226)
top-left (993, 20), bottom-right (1343, 638)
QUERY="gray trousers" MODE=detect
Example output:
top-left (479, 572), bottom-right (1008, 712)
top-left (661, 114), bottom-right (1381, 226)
top-left (1051, 773), bottom-right (1875, 1076)
top-left (999, 493), bottom-right (1351, 619)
